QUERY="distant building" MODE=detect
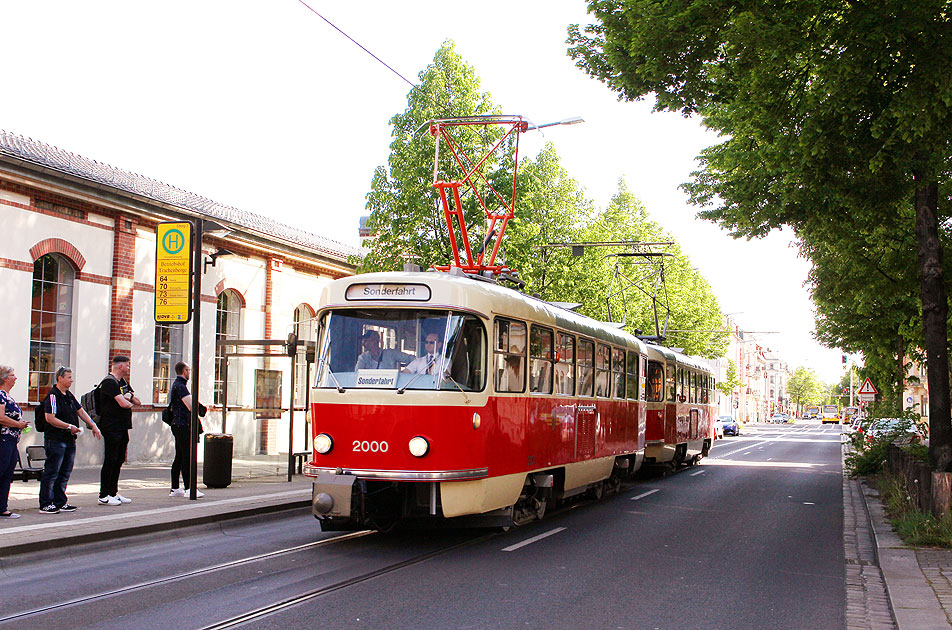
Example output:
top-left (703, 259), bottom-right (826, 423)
top-left (0, 131), bottom-right (358, 466)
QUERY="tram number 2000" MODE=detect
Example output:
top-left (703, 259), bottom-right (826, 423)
top-left (353, 440), bottom-right (389, 453)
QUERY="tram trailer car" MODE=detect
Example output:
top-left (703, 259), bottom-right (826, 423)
top-left (642, 344), bottom-right (716, 469)
top-left (304, 271), bottom-right (651, 530)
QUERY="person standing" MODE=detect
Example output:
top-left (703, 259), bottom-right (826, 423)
top-left (167, 361), bottom-right (203, 498)
top-left (96, 355), bottom-right (140, 506)
top-left (39, 366), bottom-right (101, 514)
top-left (0, 365), bottom-right (30, 519)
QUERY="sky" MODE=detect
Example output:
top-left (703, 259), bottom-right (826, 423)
top-left (2, 0), bottom-right (845, 383)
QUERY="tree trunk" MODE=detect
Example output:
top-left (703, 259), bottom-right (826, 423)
top-left (913, 168), bottom-right (952, 471)
top-left (897, 335), bottom-right (905, 415)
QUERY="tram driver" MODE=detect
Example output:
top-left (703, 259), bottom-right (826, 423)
top-left (355, 330), bottom-right (413, 370)
top-left (403, 333), bottom-right (446, 375)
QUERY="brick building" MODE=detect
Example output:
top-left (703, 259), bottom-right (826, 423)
top-left (0, 131), bottom-right (358, 466)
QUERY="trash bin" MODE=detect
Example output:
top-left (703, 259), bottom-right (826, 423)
top-left (203, 433), bottom-right (233, 488)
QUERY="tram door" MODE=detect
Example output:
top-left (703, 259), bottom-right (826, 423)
top-left (575, 339), bottom-right (597, 459)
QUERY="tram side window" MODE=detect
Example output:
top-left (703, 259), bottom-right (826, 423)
top-left (495, 319), bottom-right (526, 393)
top-left (529, 326), bottom-right (554, 394)
top-left (626, 351), bottom-right (639, 400)
top-left (701, 375), bottom-right (710, 404)
top-left (554, 333), bottom-right (575, 396)
top-left (611, 348), bottom-right (625, 399)
top-left (578, 339), bottom-right (595, 397)
top-left (595, 343), bottom-right (611, 397)
top-left (646, 360), bottom-right (664, 402)
top-left (667, 364), bottom-right (677, 402)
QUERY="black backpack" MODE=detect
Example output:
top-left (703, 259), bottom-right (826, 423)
top-left (81, 374), bottom-right (118, 422)
top-left (34, 394), bottom-right (49, 432)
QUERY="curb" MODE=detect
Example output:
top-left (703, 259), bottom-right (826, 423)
top-left (859, 479), bottom-right (951, 630)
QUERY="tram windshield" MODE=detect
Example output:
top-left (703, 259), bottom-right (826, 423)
top-left (314, 309), bottom-right (486, 391)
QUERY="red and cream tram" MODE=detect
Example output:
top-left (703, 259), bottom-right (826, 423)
top-left (643, 344), bottom-right (716, 469)
top-left (304, 270), bottom-right (652, 530)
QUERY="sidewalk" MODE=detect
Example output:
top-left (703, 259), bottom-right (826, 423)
top-left (860, 480), bottom-right (952, 629)
top-left (1, 457), bottom-right (312, 558)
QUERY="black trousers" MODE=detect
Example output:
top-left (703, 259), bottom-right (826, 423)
top-left (170, 424), bottom-right (191, 489)
top-left (99, 430), bottom-right (129, 498)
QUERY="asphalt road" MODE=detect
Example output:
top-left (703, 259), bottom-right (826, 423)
top-left (0, 422), bottom-right (845, 630)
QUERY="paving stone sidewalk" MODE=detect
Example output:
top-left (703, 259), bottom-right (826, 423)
top-left (843, 434), bottom-right (952, 629)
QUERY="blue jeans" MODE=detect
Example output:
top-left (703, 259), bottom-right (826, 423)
top-left (40, 438), bottom-right (75, 508)
top-left (0, 435), bottom-right (17, 513)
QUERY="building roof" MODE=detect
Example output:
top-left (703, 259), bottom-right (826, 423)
top-left (0, 130), bottom-right (361, 261)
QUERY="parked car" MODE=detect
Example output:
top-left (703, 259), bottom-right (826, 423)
top-left (720, 415), bottom-right (741, 436)
top-left (861, 418), bottom-right (923, 445)
top-left (713, 418), bottom-right (725, 439)
top-left (770, 413), bottom-right (787, 423)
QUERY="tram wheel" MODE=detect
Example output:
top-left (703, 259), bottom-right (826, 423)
top-left (588, 481), bottom-right (604, 501)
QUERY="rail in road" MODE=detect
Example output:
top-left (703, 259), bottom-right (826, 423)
top-left (1, 423), bottom-right (845, 629)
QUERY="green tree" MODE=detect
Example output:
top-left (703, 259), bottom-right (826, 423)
top-left (716, 359), bottom-right (743, 399)
top-left (359, 41), bottom-right (503, 273)
top-left (568, 1), bottom-right (952, 469)
top-left (787, 367), bottom-right (825, 414)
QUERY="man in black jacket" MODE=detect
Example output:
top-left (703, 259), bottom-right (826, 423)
top-left (96, 355), bottom-right (140, 506)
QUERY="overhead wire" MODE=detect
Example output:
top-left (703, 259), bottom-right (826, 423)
top-left (295, 0), bottom-right (416, 88)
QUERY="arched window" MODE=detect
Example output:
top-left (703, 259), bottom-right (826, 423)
top-left (214, 290), bottom-right (242, 405)
top-left (29, 254), bottom-right (75, 402)
top-left (293, 304), bottom-right (316, 406)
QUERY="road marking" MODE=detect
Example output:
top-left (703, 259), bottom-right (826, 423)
top-left (690, 470), bottom-right (705, 477)
top-left (630, 489), bottom-right (660, 501)
top-left (501, 527), bottom-right (566, 552)
top-left (803, 502), bottom-right (815, 505)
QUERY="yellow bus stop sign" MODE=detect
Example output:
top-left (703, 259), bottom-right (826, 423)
top-left (155, 221), bottom-right (193, 324)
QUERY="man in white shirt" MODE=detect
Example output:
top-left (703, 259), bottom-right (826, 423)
top-left (403, 334), bottom-right (445, 375)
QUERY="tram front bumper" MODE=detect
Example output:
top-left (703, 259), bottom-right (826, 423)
top-left (311, 473), bottom-right (358, 521)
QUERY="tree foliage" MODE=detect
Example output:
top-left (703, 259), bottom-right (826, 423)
top-left (568, 0), bottom-right (952, 469)
top-left (787, 367), bottom-right (826, 410)
top-left (360, 41), bottom-right (503, 272)
top-left (359, 42), bottom-right (729, 358)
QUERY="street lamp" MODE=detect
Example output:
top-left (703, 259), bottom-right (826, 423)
top-left (189, 218), bottom-right (232, 500)
top-left (525, 116), bottom-right (585, 131)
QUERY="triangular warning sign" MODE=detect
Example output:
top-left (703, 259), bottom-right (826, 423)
top-left (857, 378), bottom-right (878, 395)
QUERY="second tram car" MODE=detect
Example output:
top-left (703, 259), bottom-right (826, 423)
top-left (303, 270), bottom-right (715, 530)
top-left (643, 344), bottom-right (716, 469)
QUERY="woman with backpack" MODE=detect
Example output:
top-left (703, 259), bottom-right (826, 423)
top-left (0, 365), bottom-right (30, 519)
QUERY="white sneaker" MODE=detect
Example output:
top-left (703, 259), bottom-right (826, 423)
top-left (169, 488), bottom-right (186, 497)
top-left (98, 495), bottom-right (121, 506)
top-left (115, 494), bottom-right (132, 504)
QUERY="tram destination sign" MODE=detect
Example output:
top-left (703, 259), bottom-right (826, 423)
top-left (345, 283), bottom-right (431, 301)
top-left (155, 221), bottom-right (193, 324)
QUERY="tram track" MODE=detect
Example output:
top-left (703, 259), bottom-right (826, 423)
top-left (200, 532), bottom-right (496, 629)
top-left (0, 530), bottom-right (373, 624)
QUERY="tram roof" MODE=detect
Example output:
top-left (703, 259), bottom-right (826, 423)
top-left (645, 342), bottom-right (714, 374)
top-left (320, 271), bottom-right (648, 353)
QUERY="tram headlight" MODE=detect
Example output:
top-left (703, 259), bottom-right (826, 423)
top-left (315, 433), bottom-right (334, 454)
top-left (408, 436), bottom-right (429, 458)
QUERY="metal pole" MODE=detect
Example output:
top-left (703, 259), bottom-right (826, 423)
top-left (288, 349), bottom-right (295, 482)
top-left (304, 355), bottom-right (311, 453)
top-left (189, 219), bottom-right (204, 501)
top-left (222, 347), bottom-right (228, 434)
